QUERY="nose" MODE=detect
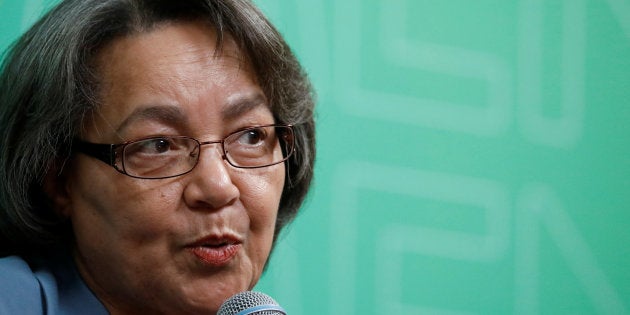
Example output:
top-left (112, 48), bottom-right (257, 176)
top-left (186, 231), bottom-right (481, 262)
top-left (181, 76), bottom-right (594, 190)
top-left (183, 144), bottom-right (239, 210)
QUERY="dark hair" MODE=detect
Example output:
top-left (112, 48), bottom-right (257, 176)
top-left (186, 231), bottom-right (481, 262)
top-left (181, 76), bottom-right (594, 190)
top-left (0, 0), bottom-right (315, 256)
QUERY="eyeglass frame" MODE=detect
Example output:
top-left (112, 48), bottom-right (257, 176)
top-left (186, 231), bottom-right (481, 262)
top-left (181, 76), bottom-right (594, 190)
top-left (71, 124), bottom-right (295, 179)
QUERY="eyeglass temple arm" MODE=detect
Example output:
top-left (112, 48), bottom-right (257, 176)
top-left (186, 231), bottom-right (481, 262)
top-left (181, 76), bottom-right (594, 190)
top-left (72, 140), bottom-right (117, 166)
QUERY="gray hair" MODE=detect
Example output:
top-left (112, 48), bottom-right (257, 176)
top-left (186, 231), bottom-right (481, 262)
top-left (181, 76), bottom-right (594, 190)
top-left (0, 0), bottom-right (315, 255)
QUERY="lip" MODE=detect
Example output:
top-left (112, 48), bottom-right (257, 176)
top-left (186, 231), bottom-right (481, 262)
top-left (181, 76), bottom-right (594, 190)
top-left (187, 234), bottom-right (242, 267)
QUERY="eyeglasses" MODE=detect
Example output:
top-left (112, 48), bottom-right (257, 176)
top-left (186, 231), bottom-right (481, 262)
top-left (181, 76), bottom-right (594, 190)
top-left (72, 124), bottom-right (295, 179)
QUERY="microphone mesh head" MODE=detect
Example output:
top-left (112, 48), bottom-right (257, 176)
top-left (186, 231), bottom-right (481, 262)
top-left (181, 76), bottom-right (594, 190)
top-left (217, 291), bottom-right (286, 315)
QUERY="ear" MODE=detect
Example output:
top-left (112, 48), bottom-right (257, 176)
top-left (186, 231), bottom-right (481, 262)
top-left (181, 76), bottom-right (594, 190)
top-left (43, 160), bottom-right (73, 218)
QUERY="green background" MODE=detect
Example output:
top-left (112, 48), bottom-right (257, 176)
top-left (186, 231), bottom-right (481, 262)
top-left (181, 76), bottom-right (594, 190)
top-left (1, 1), bottom-right (628, 314)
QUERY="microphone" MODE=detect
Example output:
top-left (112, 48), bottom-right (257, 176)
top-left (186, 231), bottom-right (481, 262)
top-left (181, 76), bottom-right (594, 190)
top-left (217, 291), bottom-right (287, 315)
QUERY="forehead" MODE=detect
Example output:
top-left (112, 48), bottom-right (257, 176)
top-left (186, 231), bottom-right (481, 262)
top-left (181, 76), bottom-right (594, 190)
top-left (97, 20), bottom-right (249, 75)
top-left (85, 21), bottom-right (267, 140)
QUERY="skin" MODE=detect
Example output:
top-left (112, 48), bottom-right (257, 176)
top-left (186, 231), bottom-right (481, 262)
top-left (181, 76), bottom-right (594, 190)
top-left (48, 21), bottom-right (285, 314)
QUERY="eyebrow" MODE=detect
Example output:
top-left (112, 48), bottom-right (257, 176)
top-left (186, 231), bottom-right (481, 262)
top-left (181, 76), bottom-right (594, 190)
top-left (114, 92), bottom-right (268, 134)
top-left (116, 105), bottom-right (187, 134)
top-left (221, 92), bottom-right (269, 121)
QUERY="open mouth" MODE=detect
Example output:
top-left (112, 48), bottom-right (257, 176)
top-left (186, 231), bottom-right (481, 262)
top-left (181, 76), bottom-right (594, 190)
top-left (189, 243), bottom-right (240, 266)
top-left (203, 243), bottom-right (228, 248)
top-left (188, 236), bottom-right (242, 266)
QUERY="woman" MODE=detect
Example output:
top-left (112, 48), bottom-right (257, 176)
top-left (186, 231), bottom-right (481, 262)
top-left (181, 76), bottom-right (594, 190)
top-left (0, 0), bottom-right (315, 314)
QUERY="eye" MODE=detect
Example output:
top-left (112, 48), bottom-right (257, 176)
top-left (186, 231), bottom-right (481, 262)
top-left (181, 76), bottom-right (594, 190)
top-left (125, 137), bottom-right (189, 157)
top-left (237, 128), bottom-right (267, 146)
top-left (141, 138), bottom-right (173, 154)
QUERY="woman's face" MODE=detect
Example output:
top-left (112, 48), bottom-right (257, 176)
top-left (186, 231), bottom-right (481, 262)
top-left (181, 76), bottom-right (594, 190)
top-left (53, 21), bottom-right (284, 314)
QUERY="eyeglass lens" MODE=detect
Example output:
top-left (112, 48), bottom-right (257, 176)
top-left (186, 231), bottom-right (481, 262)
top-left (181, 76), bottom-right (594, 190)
top-left (119, 125), bottom-right (293, 179)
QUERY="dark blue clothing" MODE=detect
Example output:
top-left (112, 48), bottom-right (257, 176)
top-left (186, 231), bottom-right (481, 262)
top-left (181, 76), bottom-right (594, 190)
top-left (0, 254), bottom-right (107, 315)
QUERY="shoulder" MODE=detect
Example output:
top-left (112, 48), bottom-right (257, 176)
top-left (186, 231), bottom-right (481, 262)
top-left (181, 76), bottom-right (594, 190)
top-left (0, 256), bottom-right (44, 314)
top-left (0, 254), bottom-right (108, 315)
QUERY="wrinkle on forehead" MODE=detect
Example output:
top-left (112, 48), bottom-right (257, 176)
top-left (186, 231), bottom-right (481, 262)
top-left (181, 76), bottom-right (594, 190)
top-left (82, 21), bottom-right (264, 141)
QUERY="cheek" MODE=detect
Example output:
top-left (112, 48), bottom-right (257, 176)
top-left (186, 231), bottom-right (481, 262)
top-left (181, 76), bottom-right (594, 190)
top-left (68, 168), bottom-right (183, 249)
top-left (234, 167), bottom-right (284, 253)
top-left (238, 167), bottom-right (284, 224)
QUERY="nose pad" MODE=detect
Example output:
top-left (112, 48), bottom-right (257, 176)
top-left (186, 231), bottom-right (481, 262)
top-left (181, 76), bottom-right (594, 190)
top-left (195, 140), bottom-right (229, 163)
